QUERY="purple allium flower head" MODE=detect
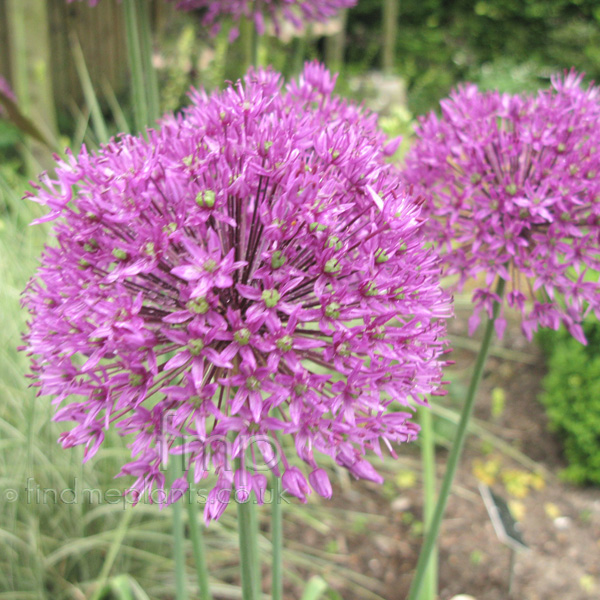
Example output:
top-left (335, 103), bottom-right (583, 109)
top-left (23, 63), bottom-right (450, 522)
top-left (403, 70), bottom-right (600, 343)
top-left (172, 0), bottom-right (356, 38)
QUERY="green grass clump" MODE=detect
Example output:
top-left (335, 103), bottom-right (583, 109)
top-left (538, 320), bottom-right (600, 486)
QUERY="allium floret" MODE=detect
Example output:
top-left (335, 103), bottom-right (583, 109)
top-left (23, 63), bottom-right (450, 522)
top-left (403, 70), bottom-right (600, 343)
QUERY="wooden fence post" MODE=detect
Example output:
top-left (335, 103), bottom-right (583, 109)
top-left (5, 0), bottom-right (58, 171)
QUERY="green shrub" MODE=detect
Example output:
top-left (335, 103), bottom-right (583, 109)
top-left (539, 320), bottom-right (600, 485)
top-left (345, 0), bottom-right (600, 113)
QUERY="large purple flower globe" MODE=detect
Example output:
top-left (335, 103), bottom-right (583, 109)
top-left (403, 71), bottom-right (600, 343)
top-left (23, 63), bottom-right (450, 522)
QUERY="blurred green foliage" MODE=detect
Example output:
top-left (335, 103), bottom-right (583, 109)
top-left (538, 321), bottom-right (600, 485)
top-left (346, 0), bottom-right (600, 111)
top-left (5, 0), bottom-right (600, 169)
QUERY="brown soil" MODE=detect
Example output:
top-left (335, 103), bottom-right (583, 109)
top-left (284, 311), bottom-right (600, 600)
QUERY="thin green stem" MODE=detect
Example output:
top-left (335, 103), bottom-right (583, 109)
top-left (187, 475), bottom-right (213, 600)
top-left (249, 0), bottom-right (259, 68)
top-left (123, 0), bottom-right (149, 132)
top-left (90, 507), bottom-right (134, 600)
top-left (418, 404), bottom-right (437, 600)
top-left (407, 277), bottom-right (506, 600)
top-left (249, 491), bottom-right (261, 599)
top-left (250, 23), bottom-right (259, 69)
top-left (237, 495), bottom-right (260, 600)
top-left (240, 14), bottom-right (259, 72)
top-left (382, 0), bottom-right (399, 74)
top-left (271, 477), bottom-right (283, 600)
top-left (136, 0), bottom-right (160, 122)
top-left (291, 34), bottom-right (307, 77)
top-left (171, 457), bottom-right (189, 600)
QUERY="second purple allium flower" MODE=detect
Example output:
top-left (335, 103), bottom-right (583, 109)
top-left (23, 63), bottom-right (450, 522)
top-left (403, 71), bottom-right (600, 343)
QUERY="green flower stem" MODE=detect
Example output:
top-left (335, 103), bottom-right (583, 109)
top-left (136, 0), bottom-right (160, 123)
top-left (407, 277), bottom-right (506, 600)
top-left (240, 14), bottom-right (259, 71)
top-left (382, 0), bottom-right (399, 74)
top-left (418, 404), bottom-right (437, 600)
top-left (237, 494), bottom-right (260, 600)
top-left (271, 476), bottom-right (283, 600)
top-left (291, 34), bottom-right (307, 77)
top-left (170, 457), bottom-right (189, 600)
top-left (187, 475), bottom-right (213, 600)
top-left (249, 493), bottom-right (261, 599)
top-left (123, 0), bottom-right (149, 132)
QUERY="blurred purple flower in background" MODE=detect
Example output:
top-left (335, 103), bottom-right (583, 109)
top-left (23, 63), bottom-right (450, 522)
top-left (67, 0), bottom-right (356, 38)
top-left (173, 0), bottom-right (356, 37)
top-left (403, 70), bottom-right (600, 343)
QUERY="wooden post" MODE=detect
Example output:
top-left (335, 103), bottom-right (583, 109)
top-left (5, 0), bottom-right (58, 171)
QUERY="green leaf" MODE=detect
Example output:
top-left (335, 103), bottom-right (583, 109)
top-left (0, 89), bottom-right (55, 150)
top-left (70, 32), bottom-right (110, 144)
top-left (300, 576), bottom-right (329, 600)
top-left (110, 575), bottom-right (135, 600)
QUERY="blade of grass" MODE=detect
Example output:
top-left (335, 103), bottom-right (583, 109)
top-left (90, 507), bottom-right (134, 600)
top-left (126, 575), bottom-right (152, 600)
top-left (449, 334), bottom-right (538, 364)
top-left (67, 95), bottom-right (100, 153)
top-left (136, 0), bottom-right (160, 123)
top-left (71, 104), bottom-right (92, 152)
top-left (123, 0), bottom-right (149, 132)
top-left (101, 78), bottom-right (131, 135)
top-left (300, 576), bottom-right (328, 600)
top-left (429, 403), bottom-right (553, 476)
top-left (70, 33), bottom-right (109, 144)
top-left (0, 90), bottom-right (56, 150)
top-left (109, 574), bottom-right (136, 600)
